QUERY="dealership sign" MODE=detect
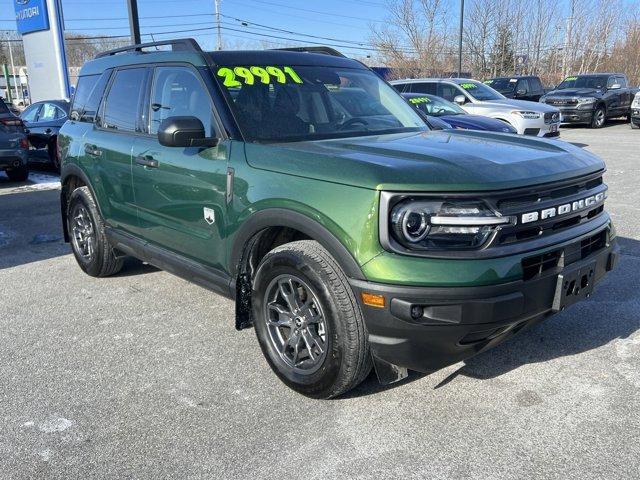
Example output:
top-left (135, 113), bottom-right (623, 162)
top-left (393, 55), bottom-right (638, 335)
top-left (14, 0), bottom-right (50, 35)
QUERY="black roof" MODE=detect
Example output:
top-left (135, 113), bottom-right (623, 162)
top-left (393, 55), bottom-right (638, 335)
top-left (207, 50), bottom-right (365, 69)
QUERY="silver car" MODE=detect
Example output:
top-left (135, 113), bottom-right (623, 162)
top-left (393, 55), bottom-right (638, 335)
top-left (392, 78), bottom-right (561, 138)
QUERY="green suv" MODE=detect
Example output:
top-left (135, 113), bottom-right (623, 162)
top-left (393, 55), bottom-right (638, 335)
top-left (59, 39), bottom-right (618, 398)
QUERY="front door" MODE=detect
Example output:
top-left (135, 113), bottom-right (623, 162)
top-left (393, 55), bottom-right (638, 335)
top-left (131, 65), bottom-right (228, 271)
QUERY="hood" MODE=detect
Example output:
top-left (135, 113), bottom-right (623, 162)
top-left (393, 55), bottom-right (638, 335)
top-left (438, 114), bottom-right (515, 133)
top-left (546, 88), bottom-right (603, 98)
top-left (245, 130), bottom-right (605, 192)
top-left (474, 98), bottom-right (558, 112)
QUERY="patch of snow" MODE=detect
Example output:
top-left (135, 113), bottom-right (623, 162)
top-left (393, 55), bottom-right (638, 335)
top-left (39, 417), bottom-right (73, 433)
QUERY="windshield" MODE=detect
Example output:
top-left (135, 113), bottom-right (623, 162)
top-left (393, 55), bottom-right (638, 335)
top-left (455, 80), bottom-right (504, 101)
top-left (485, 78), bottom-right (517, 93)
top-left (406, 95), bottom-right (465, 116)
top-left (556, 75), bottom-right (608, 90)
top-left (215, 65), bottom-right (426, 142)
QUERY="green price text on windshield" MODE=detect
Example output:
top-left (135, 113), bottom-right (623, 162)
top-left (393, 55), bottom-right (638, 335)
top-left (459, 83), bottom-right (477, 90)
top-left (409, 97), bottom-right (431, 104)
top-left (217, 66), bottom-right (304, 87)
top-left (564, 76), bottom-right (578, 81)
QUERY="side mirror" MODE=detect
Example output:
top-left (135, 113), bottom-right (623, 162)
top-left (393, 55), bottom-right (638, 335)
top-left (609, 83), bottom-right (621, 90)
top-left (453, 95), bottom-right (466, 105)
top-left (158, 116), bottom-right (219, 148)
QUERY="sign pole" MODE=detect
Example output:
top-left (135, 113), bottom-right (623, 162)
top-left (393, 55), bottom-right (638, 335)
top-left (2, 64), bottom-right (12, 103)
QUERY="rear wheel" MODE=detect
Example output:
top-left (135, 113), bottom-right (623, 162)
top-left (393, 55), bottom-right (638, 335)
top-left (67, 186), bottom-right (123, 277)
top-left (252, 240), bottom-right (371, 399)
top-left (6, 166), bottom-right (29, 182)
top-left (590, 106), bottom-right (606, 128)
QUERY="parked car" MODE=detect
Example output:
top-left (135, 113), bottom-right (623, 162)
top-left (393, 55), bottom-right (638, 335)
top-left (483, 76), bottom-right (547, 102)
top-left (0, 96), bottom-right (22, 116)
top-left (630, 92), bottom-right (639, 129)
top-left (540, 73), bottom-right (638, 128)
top-left (391, 78), bottom-right (561, 137)
top-left (20, 99), bottom-right (70, 171)
top-left (402, 93), bottom-right (517, 133)
top-left (60, 39), bottom-right (617, 398)
top-left (0, 98), bottom-right (29, 182)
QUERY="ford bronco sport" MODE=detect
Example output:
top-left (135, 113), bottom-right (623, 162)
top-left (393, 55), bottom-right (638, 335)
top-left (59, 39), bottom-right (618, 399)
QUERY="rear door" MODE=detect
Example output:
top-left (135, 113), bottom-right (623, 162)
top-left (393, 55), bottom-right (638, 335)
top-left (131, 64), bottom-right (229, 270)
top-left (88, 66), bottom-right (150, 232)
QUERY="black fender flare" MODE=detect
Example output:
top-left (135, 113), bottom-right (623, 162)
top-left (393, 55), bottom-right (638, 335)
top-left (60, 164), bottom-right (102, 242)
top-left (229, 208), bottom-right (366, 282)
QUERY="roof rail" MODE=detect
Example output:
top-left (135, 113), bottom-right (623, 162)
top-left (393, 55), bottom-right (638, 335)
top-left (273, 46), bottom-right (346, 58)
top-left (95, 38), bottom-right (203, 59)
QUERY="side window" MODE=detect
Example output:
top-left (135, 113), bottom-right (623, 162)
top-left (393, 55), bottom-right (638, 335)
top-left (70, 72), bottom-right (111, 123)
top-left (518, 79), bottom-right (530, 93)
top-left (437, 83), bottom-right (461, 102)
top-left (532, 77), bottom-right (543, 92)
top-left (607, 76), bottom-right (616, 88)
top-left (617, 76), bottom-right (627, 88)
top-left (102, 68), bottom-right (148, 132)
top-left (21, 104), bottom-right (41, 123)
top-left (38, 103), bottom-right (60, 121)
top-left (150, 66), bottom-right (215, 136)
top-left (410, 82), bottom-right (437, 95)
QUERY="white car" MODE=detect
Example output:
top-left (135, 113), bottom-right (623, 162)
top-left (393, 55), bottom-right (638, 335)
top-left (631, 92), bottom-right (640, 129)
top-left (391, 78), bottom-right (561, 138)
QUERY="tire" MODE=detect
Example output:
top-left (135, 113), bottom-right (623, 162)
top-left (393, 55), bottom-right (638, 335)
top-left (67, 186), bottom-right (124, 277)
top-left (48, 137), bottom-right (60, 172)
top-left (252, 240), bottom-right (371, 399)
top-left (6, 165), bottom-right (29, 182)
top-left (590, 106), bottom-right (606, 128)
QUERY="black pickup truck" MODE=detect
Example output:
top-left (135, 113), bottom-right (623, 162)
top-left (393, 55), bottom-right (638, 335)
top-left (484, 75), bottom-right (547, 102)
top-left (540, 73), bottom-right (638, 128)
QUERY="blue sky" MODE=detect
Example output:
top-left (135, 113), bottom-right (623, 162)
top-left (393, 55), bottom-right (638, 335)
top-left (1, 0), bottom-right (393, 56)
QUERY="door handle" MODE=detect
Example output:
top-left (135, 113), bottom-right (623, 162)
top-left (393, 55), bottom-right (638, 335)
top-left (84, 144), bottom-right (102, 157)
top-left (135, 155), bottom-right (159, 168)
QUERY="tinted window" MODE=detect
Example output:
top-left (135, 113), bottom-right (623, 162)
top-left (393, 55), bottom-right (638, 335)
top-left (409, 82), bottom-right (437, 95)
top-left (616, 76), bottom-right (627, 88)
top-left (557, 75), bottom-right (608, 89)
top-left (71, 72), bottom-right (111, 123)
top-left (102, 68), bottom-right (147, 132)
top-left (453, 80), bottom-right (503, 100)
top-left (150, 66), bottom-right (215, 136)
top-left (518, 79), bottom-right (530, 93)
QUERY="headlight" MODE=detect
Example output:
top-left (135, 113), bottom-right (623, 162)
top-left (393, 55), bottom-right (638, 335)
top-left (511, 110), bottom-right (541, 119)
top-left (577, 97), bottom-right (596, 104)
top-left (389, 199), bottom-right (514, 251)
top-left (632, 96), bottom-right (640, 108)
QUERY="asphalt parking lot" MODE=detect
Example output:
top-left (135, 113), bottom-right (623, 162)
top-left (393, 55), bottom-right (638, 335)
top-left (1, 122), bottom-right (638, 479)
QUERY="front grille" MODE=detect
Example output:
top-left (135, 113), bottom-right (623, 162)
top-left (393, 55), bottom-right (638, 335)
top-left (544, 111), bottom-right (560, 124)
top-left (494, 174), bottom-right (607, 247)
top-left (547, 98), bottom-right (578, 107)
top-left (523, 128), bottom-right (540, 136)
top-left (522, 250), bottom-right (562, 281)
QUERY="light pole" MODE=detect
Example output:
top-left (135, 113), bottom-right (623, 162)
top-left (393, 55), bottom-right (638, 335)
top-left (127, 0), bottom-right (141, 45)
top-left (457, 0), bottom-right (464, 77)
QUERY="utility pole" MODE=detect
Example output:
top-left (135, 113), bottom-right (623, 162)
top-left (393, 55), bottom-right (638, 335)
top-left (214, 0), bottom-right (222, 50)
top-left (457, 0), bottom-right (464, 77)
top-left (127, 0), bottom-right (142, 45)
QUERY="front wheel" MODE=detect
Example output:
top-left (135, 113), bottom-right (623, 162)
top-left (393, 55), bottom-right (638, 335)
top-left (67, 186), bottom-right (124, 277)
top-left (590, 106), bottom-right (606, 128)
top-left (252, 240), bottom-right (371, 399)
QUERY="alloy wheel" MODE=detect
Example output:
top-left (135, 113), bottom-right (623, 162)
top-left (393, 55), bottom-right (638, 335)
top-left (263, 274), bottom-right (328, 375)
top-left (70, 203), bottom-right (96, 261)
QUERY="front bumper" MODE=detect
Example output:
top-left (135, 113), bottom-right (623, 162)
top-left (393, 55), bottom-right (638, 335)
top-left (351, 234), bottom-right (618, 375)
top-left (514, 118), bottom-right (560, 137)
top-left (0, 149), bottom-right (28, 169)
top-left (632, 109), bottom-right (640, 126)
top-left (556, 107), bottom-right (594, 124)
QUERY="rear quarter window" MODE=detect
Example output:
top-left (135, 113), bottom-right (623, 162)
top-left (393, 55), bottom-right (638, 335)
top-left (70, 71), bottom-right (111, 123)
